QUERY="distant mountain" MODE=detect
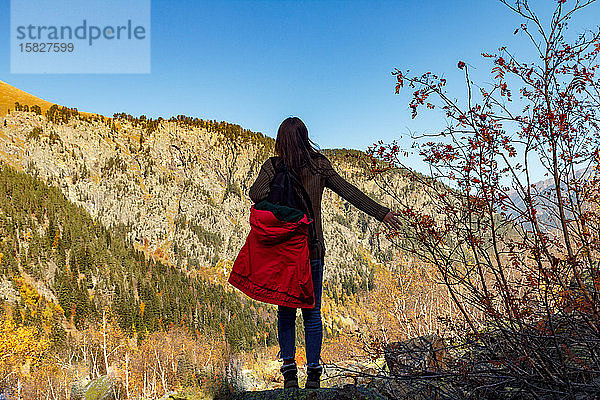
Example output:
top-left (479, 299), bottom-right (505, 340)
top-left (506, 168), bottom-right (592, 230)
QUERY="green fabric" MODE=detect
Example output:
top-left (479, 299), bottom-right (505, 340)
top-left (254, 200), bottom-right (304, 223)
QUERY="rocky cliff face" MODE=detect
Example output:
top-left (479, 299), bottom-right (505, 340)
top-left (0, 110), bottom-right (406, 289)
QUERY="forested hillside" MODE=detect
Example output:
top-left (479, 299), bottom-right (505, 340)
top-left (0, 163), bottom-right (276, 351)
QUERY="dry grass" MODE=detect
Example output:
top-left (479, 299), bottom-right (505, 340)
top-left (0, 79), bottom-right (100, 118)
top-left (0, 79), bottom-right (55, 117)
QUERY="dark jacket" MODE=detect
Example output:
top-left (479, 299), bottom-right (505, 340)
top-left (249, 154), bottom-right (390, 260)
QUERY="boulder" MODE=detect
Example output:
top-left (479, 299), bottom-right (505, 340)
top-left (70, 377), bottom-right (91, 400)
top-left (384, 334), bottom-right (450, 375)
top-left (70, 375), bottom-right (124, 400)
top-left (159, 392), bottom-right (187, 400)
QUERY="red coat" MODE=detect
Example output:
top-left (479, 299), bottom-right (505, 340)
top-left (228, 204), bottom-right (315, 308)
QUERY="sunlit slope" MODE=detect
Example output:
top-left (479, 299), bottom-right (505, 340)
top-left (0, 79), bottom-right (55, 116)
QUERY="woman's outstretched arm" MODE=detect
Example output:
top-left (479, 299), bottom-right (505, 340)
top-left (323, 156), bottom-right (399, 227)
top-left (248, 158), bottom-right (275, 203)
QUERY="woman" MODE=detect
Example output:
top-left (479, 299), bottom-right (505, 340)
top-left (248, 117), bottom-right (401, 389)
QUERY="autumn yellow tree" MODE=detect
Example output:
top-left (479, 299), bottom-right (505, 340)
top-left (0, 312), bottom-right (49, 390)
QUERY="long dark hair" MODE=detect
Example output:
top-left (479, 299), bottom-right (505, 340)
top-left (275, 117), bottom-right (321, 174)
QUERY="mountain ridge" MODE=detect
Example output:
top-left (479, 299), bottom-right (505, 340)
top-left (0, 80), bottom-right (408, 289)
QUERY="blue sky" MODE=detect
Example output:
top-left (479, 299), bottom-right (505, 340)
top-left (1, 0), bottom-right (599, 158)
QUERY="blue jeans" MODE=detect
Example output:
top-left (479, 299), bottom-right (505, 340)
top-left (277, 258), bottom-right (323, 367)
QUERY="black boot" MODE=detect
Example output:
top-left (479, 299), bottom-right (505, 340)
top-left (280, 362), bottom-right (298, 389)
top-left (305, 364), bottom-right (322, 389)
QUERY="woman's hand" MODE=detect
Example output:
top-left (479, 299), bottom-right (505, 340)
top-left (383, 211), bottom-right (402, 231)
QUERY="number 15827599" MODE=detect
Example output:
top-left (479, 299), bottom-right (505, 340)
top-left (19, 42), bottom-right (74, 52)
